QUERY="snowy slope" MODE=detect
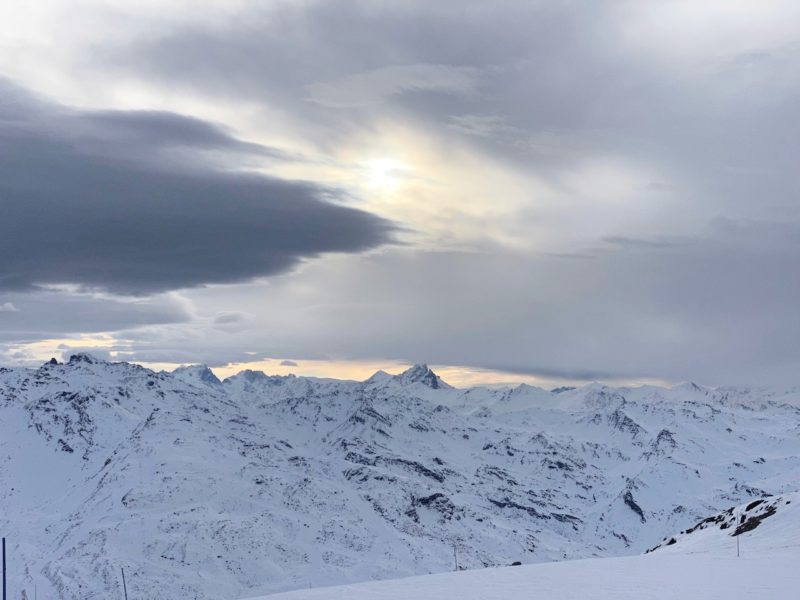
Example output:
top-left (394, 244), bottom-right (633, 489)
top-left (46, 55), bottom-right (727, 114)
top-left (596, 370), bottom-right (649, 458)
top-left (252, 493), bottom-right (800, 600)
top-left (647, 492), bottom-right (799, 556)
top-left (249, 552), bottom-right (799, 600)
top-left (2, 355), bottom-right (800, 599)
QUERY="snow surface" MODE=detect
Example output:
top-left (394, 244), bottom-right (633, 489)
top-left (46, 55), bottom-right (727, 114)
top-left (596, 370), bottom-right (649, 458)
top-left (648, 492), bottom-right (799, 556)
top-left (251, 493), bottom-right (800, 600)
top-left (2, 355), bottom-right (800, 599)
top-left (249, 554), bottom-right (799, 600)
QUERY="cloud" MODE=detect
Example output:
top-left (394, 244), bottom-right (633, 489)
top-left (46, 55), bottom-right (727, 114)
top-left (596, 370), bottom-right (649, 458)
top-left (0, 79), bottom-right (394, 295)
top-left (0, 289), bottom-right (191, 344)
top-left (213, 311), bottom-right (247, 325)
top-left (447, 114), bottom-right (513, 138)
top-left (113, 224), bottom-right (800, 386)
top-left (2, 1), bottom-right (800, 386)
top-left (603, 236), bottom-right (688, 250)
top-left (67, 109), bottom-right (279, 158)
top-left (0, 302), bottom-right (20, 312)
top-left (306, 63), bottom-right (479, 108)
top-left (279, 359), bottom-right (298, 367)
top-left (96, 1), bottom-right (800, 226)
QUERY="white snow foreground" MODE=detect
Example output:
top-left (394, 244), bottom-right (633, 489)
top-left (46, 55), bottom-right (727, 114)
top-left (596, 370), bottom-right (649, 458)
top-left (3, 354), bottom-right (800, 598)
top-left (250, 493), bottom-right (800, 600)
top-left (247, 554), bottom-right (799, 600)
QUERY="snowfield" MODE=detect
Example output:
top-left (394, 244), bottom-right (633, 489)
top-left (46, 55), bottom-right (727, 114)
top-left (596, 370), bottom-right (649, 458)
top-left (249, 554), bottom-right (799, 600)
top-left (2, 355), bottom-right (800, 599)
top-left (252, 493), bottom-right (800, 600)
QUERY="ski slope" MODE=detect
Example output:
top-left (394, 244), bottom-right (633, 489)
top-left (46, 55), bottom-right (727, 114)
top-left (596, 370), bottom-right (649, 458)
top-left (249, 554), bottom-right (799, 600)
top-left (252, 493), bottom-right (800, 600)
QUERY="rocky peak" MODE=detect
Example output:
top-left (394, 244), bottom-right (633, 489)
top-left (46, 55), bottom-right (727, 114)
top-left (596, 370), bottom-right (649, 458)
top-left (67, 352), bottom-right (104, 365)
top-left (396, 364), bottom-right (452, 389)
top-left (172, 364), bottom-right (222, 387)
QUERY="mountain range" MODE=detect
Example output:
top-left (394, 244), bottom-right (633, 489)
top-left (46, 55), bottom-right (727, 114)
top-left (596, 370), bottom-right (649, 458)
top-left (2, 354), bottom-right (799, 599)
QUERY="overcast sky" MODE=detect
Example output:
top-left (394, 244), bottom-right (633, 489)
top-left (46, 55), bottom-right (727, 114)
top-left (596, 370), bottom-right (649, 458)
top-left (1, 0), bottom-right (799, 387)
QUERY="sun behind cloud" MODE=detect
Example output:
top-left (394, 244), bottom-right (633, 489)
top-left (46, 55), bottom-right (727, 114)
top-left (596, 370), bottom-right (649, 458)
top-left (362, 157), bottom-right (409, 191)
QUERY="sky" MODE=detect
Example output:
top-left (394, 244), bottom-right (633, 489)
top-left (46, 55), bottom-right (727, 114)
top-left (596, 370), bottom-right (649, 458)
top-left (1, 0), bottom-right (799, 387)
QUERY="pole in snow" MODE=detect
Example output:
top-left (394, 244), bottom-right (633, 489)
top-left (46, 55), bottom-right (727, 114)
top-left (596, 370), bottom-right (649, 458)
top-left (734, 507), bottom-right (741, 558)
top-left (121, 567), bottom-right (128, 600)
top-left (452, 541), bottom-right (459, 571)
top-left (3, 536), bottom-right (7, 600)
top-left (3, 537), bottom-right (6, 600)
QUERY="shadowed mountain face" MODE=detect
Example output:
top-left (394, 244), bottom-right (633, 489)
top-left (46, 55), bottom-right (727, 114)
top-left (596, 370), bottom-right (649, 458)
top-left (2, 356), bottom-right (800, 599)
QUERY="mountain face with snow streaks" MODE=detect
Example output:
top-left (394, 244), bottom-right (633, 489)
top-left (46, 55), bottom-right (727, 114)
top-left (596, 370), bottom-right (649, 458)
top-left (1, 355), bottom-right (800, 599)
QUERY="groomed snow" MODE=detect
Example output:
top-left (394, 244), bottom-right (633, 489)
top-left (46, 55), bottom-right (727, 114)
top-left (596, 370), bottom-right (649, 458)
top-left (251, 492), bottom-right (800, 600)
top-left (247, 554), bottom-right (800, 600)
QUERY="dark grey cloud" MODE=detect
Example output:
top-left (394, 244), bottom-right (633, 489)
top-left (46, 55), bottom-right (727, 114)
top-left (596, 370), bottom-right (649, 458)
top-left (279, 359), bottom-right (298, 367)
top-left (0, 79), bottom-right (394, 295)
top-left (63, 109), bottom-right (289, 165)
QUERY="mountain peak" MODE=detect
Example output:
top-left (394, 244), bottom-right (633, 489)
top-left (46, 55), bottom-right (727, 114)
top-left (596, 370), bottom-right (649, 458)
top-left (172, 364), bottom-right (222, 386)
top-left (67, 352), bottom-right (104, 365)
top-left (396, 363), bottom-right (452, 389)
top-left (671, 381), bottom-right (707, 394)
top-left (237, 369), bottom-right (269, 382)
top-left (365, 369), bottom-right (392, 383)
top-left (223, 369), bottom-right (297, 386)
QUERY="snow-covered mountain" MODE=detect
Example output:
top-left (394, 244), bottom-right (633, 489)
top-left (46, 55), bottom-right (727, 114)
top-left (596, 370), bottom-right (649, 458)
top-left (1, 354), bottom-right (800, 599)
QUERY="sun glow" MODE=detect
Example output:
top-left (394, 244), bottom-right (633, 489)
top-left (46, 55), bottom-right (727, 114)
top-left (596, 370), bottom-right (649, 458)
top-left (362, 158), bottom-right (408, 191)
